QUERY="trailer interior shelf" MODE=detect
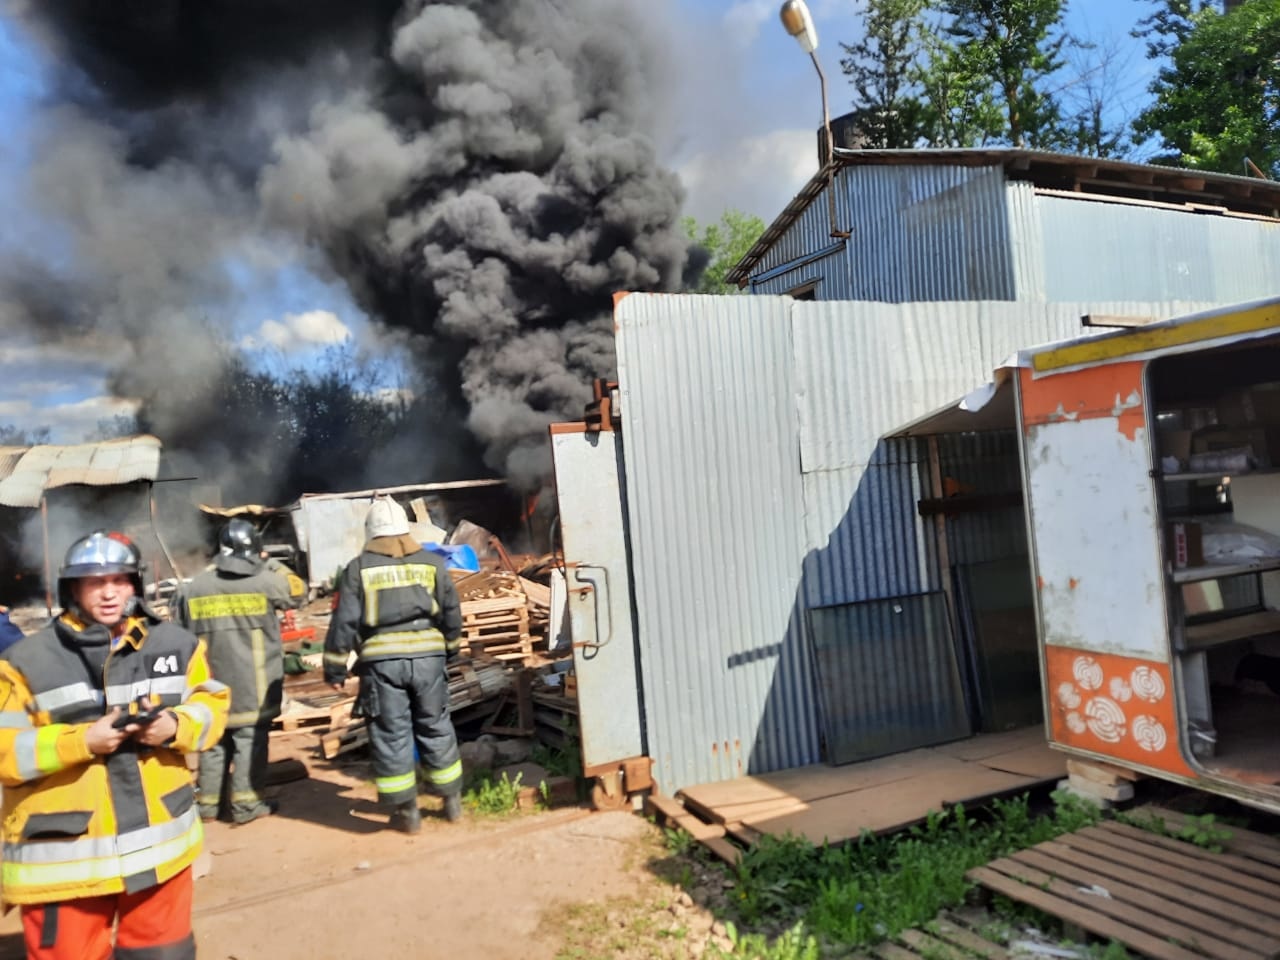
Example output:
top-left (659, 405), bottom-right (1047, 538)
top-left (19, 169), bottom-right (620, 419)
top-left (1171, 557), bottom-right (1280, 583)
top-left (1182, 609), bottom-right (1280, 651)
top-left (1161, 467), bottom-right (1280, 483)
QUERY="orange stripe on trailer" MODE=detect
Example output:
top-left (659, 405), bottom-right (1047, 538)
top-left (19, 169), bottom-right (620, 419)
top-left (1043, 645), bottom-right (1193, 778)
top-left (1019, 361), bottom-right (1146, 441)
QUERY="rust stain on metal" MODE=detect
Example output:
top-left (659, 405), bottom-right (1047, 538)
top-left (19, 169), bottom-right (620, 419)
top-left (1019, 361), bottom-right (1146, 441)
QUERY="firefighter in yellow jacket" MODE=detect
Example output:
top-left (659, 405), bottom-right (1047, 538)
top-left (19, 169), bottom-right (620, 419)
top-left (0, 531), bottom-right (229, 960)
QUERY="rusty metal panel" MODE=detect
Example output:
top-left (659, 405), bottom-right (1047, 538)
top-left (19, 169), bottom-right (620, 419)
top-left (614, 293), bottom-right (819, 792)
top-left (749, 165), bottom-right (1016, 301)
top-left (0, 436), bottom-right (162, 508)
top-left (1038, 195), bottom-right (1280, 304)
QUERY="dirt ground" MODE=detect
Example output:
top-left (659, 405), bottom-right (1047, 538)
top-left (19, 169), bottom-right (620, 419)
top-left (0, 729), bottom-right (724, 960)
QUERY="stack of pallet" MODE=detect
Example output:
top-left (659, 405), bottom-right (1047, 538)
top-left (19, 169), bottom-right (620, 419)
top-left (453, 570), bottom-right (535, 661)
top-left (315, 658), bottom-right (513, 759)
top-left (518, 576), bottom-right (552, 646)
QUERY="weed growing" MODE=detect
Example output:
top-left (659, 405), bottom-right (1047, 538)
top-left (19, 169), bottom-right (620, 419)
top-left (1118, 809), bottom-right (1235, 852)
top-left (720, 792), bottom-right (1100, 951)
top-left (463, 771), bottom-right (524, 816)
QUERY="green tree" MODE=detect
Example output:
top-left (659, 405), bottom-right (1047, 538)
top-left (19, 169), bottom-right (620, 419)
top-left (924, 0), bottom-right (1072, 147)
top-left (839, 0), bottom-right (934, 148)
top-left (682, 211), bottom-right (766, 294)
top-left (1133, 0), bottom-right (1216, 61)
top-left (1134, 0), bottom-right (1280, 176)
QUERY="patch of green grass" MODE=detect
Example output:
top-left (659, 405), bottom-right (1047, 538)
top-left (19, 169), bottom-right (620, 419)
top-left (532, 741), bottom-right (582, 781)
top-left (1118, 809), bottom-right (1234, 852)
top-left (463, 771), bottom-right (523, 816)
top-left (717, 792), bottom-right (1101, 952)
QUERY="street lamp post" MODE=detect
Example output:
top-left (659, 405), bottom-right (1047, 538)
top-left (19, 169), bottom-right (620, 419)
top-left (780, 0), bottom-right (850, 239)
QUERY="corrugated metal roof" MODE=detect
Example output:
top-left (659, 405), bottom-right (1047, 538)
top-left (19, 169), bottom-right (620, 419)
top-left (0, 436), bottom-right (162, 508)
top-left (0, 447), bottom-right (27, 481)
top-left (729, 149), bottom-right (1280, 287)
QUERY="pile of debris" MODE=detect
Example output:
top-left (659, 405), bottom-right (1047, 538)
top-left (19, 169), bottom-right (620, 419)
top-left (274, 658), bottom-right (523, 758)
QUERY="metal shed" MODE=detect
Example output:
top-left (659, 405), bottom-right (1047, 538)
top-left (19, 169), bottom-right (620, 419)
top-left (727, 150), bottom-right (1280, 304)
top-left (566, 295), bottom-right (1237, 794)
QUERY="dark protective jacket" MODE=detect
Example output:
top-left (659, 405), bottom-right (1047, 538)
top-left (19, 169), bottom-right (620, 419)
top-left (323, 540), bottom-right (463, 685)
top-left (0, 611), bottom-right (229, 905)
top-left (175, 560), bottom-right (302, 728)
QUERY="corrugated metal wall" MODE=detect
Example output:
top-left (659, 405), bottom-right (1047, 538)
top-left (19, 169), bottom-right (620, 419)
top-left (749, 165), bottom-right (1017, 301)
top-left (746, 170), bottom-right (1280, 306)
top-left (1035, 194), bottom-right (1280, 303)
top-left (937, 431), bottom-right (1027, 566)
top-left (613, 294), bottom-right (820, 792)
top-left (613, 295), bottom-right (1221, 792)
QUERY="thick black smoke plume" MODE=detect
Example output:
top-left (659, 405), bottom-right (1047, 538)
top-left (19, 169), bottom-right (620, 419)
top-left (4, 0), bottom-right (695, 500)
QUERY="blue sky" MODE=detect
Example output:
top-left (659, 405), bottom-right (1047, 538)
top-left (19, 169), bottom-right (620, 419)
top-left (669, 0), bottom-right (1157, 223)
top-left (0, 0), bottom-right (1160, 441)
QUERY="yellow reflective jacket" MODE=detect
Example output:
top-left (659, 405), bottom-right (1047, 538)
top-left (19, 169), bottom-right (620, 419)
top-left (175, 561), bottom-right (299, 728)
top-left (0, 611), bottom-right (229, 906)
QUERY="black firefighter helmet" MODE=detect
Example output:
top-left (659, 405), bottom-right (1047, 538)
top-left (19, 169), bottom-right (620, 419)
top-left (217, 518), bottom-right (264, 576)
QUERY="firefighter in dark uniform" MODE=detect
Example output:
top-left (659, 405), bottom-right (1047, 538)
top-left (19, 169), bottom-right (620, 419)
top-left (174, 519), bottom-right (306, 825)
top-left (323, 497), bottom-right (464, 833)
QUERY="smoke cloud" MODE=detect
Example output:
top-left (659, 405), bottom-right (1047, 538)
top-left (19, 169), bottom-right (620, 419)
top-left (3, 0), bottom-right (695, 499)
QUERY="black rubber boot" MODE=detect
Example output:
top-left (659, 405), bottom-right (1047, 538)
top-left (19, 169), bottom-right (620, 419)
top-left (443, 794), bottom-right (463, 823)
top-left (390, 802), bottom-right (422, 834)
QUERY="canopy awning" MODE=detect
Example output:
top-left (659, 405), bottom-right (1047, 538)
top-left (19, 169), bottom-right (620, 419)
top-left (889, 372), bottom-right (1016, 438)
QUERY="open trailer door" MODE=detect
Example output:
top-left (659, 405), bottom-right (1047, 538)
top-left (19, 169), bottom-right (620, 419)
top-left (1017, 297), bottom-right (1280, 812)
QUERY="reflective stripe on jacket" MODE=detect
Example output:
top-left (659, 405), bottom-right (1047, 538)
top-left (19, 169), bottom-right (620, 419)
top-left (176, 564), bottom-right (296, 727)
top-left (323, 547), bottom-right (463, 684)
top-left (0, 614), bottom-right (229, 906)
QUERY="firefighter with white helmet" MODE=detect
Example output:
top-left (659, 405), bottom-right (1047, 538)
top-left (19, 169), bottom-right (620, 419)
top-left (0, 530), bottom-right (229, 959)
top-left (174, 518), bottom-right (306, 825)
top-left (323, 497), bottom-right (464, 832)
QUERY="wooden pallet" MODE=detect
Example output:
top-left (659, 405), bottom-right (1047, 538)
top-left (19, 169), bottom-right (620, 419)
top-left (320, 720), bottom-right (369, 759)
top-left (874, 909), bottom-right (1016, 960)
top-left (966, 810), bottom-right (1280, 960)
top-left (274, 696), bottom-right (356, 732)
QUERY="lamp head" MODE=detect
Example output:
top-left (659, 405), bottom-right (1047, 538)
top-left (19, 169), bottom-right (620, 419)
top-left (779, 0), bottom-right (818, 54)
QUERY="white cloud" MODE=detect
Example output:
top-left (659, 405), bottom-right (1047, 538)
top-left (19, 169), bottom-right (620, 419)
top-left (0, 395), bottom-right (140, 443)
top-left (240, 309), bottom-right (352, 353)
top-left (723, 1), bottom-right (774, 49)
top-left (677, 127), bottom-right (817, 223)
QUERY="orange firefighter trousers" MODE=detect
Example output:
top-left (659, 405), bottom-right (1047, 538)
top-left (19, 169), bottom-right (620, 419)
top-left (20, 867), bottom-right (194, 960)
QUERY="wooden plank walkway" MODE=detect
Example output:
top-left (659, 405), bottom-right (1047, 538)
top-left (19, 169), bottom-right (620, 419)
top-left (671, 726), bottom-right (1064, 848)
top-left (966, 806), bottom-right (1280, 960)
top-left (872, 910), bottom-right (1015, 960)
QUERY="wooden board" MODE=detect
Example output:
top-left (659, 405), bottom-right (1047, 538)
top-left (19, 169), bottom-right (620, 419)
top-left (320, 721), bottom-right (369, 760)
top-left (676, 727), bottom-right (1063, 845)
top-left (743, 763), bottom-right (1037, 845)
top-left (968, 818), bottom-right (1280, 960)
